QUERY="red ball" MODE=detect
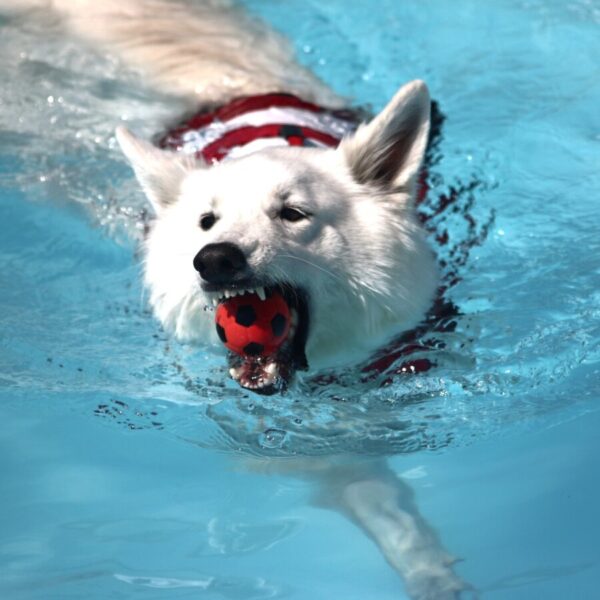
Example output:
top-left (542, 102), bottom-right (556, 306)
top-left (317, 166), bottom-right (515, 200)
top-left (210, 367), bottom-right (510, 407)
top-left (215, 291), bottom-right (291, 357)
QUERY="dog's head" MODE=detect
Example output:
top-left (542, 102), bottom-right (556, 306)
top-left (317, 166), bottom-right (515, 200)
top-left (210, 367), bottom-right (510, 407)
top-left (117, 80), bottom-right (438, 393)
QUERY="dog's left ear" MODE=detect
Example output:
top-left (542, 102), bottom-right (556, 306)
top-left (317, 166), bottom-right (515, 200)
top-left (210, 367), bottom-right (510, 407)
top-left (340, 80), bottom-right (430, 191)
top-left (116, 127), bottom-right (196, 213)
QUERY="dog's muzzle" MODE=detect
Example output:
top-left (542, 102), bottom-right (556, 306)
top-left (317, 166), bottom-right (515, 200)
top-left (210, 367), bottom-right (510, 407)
top-left (193, 243), bottom-right (310, 394)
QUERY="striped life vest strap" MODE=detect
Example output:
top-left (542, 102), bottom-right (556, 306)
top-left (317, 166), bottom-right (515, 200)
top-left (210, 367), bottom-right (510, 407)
top-left (157, 93), bottom-right (365, 163)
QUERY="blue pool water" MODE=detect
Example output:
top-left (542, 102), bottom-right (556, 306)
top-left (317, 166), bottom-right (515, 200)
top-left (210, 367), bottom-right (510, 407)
top-left (1, 0), bottom-right (600, 598)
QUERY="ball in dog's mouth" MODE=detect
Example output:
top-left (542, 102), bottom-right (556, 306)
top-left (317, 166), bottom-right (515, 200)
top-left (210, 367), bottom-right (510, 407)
top-left (206, 284), bottom-right (309, 394)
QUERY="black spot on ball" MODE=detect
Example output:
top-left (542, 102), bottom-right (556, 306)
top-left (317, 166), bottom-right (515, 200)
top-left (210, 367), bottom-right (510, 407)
top-left (271, 313), bottom-right (286, 337)
top-left (216, 323), bottom-right (227, 343)
top-left (236, 304), bottom-right (256, 327)
top-left (243, 342), bottom-right (264, 356)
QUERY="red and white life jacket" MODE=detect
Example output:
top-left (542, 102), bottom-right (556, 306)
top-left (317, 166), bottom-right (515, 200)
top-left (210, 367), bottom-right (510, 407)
top-left (157, 93), bottom-right (364, 162)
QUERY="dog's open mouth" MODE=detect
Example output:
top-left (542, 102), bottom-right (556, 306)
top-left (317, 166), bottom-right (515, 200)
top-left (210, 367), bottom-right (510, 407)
top-left (204, 284), bottom-right (309, 394)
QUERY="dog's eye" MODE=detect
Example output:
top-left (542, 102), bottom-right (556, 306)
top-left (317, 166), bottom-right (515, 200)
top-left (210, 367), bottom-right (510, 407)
top-left (199, 213), bottom-right (216, 231)
top-left (280, 207), bottom-right (309, 222)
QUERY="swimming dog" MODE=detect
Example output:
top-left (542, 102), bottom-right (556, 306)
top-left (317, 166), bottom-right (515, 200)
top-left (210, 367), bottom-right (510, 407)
top-left (9, 0), bottom-right (438, 395)
top-left (1, 1), bottom-right (470, 597)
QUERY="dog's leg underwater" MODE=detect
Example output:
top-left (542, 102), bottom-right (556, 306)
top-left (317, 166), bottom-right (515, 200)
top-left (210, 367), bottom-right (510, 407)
top-left (318, 461), bottom-right (472, 600)
top-left (250, 457), bottom-right (473, 600)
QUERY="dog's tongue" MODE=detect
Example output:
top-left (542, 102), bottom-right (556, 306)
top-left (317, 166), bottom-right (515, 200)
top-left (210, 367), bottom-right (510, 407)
top-left (215, 291), bottom-right (291, 358)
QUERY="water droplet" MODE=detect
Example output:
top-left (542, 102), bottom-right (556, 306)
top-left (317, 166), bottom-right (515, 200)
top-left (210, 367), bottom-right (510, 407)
top-left (259, 428), bottom-right (287, 449)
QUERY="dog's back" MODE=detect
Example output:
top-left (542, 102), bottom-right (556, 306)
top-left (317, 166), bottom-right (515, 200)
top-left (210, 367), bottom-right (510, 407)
top-left (6, 0), bottom-right (342, 108)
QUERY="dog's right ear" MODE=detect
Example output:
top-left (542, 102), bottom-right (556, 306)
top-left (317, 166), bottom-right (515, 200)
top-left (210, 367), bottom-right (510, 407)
top-left (340, 80), bottom-right (430, 193)
top-left (116, 127), bottom-right (196, 213)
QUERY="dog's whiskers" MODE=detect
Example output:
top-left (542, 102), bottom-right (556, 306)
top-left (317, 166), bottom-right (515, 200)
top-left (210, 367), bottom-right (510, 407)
top-left (275, 254), bottom-right (345, 285)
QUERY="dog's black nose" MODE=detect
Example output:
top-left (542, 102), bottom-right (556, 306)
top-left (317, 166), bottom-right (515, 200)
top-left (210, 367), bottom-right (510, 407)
top-left (193, 242), bottom-right (248, 283)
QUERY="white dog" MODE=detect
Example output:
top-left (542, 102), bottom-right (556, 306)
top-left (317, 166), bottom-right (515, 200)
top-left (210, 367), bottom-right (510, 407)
top-left (12, 0), bottom-right (438, 395)
top-left (2, 1), bottom-right (471, 597)
top-left (121, 79), bottom-right (437, 392)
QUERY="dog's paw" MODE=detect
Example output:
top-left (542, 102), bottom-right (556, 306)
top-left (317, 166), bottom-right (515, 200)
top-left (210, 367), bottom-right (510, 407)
top-left (405, 566), bottom-right (476, 600)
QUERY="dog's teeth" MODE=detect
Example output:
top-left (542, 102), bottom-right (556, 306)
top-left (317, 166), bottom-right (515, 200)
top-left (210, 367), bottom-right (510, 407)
top-left (212, 298), bottom-right (219, 307)
top-left (229, 367), bottom-right (241, 381)
top-left (256, 287), bottom-right (266, 301)
top-left (265, 362), bottom-right (278, 377)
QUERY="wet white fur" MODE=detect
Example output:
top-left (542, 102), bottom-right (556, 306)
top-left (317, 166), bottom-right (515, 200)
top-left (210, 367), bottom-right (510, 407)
top-left (6, 0), bottom-right (342, 108)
